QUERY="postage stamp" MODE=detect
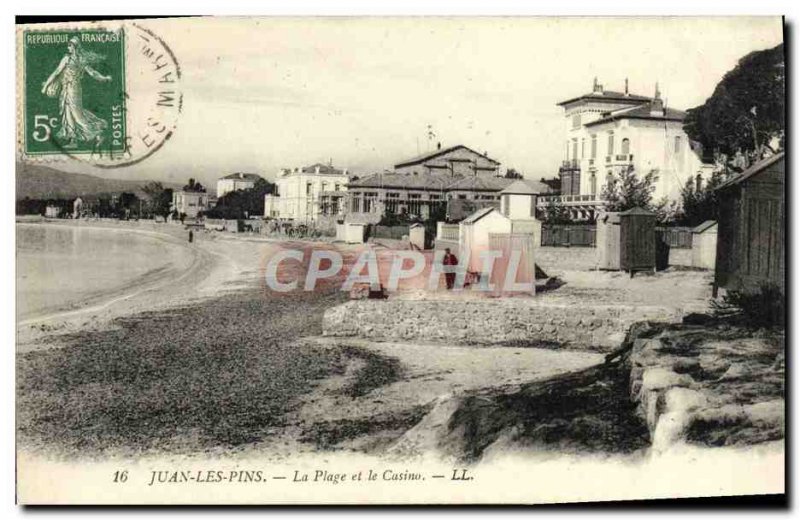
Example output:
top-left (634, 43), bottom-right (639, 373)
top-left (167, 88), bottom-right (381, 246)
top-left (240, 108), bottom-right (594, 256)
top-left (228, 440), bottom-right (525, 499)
top-left (14, 16), bottom-right (785, 507)
top-left (18, 22), bottom-right (182, 168)
top-left (23, 29), bottom-right (126, 156)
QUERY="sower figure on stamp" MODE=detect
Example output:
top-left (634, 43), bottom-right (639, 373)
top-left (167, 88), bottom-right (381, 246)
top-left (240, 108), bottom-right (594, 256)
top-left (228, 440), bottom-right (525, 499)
top-left (41, 36), bottom-right (112, 148)
top-left (443, 248), bottom-right (458, 290)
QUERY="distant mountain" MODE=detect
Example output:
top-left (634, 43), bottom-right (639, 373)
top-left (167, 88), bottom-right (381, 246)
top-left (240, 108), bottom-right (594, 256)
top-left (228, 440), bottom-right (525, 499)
top-left (16, 163), bottom-right (180, 200)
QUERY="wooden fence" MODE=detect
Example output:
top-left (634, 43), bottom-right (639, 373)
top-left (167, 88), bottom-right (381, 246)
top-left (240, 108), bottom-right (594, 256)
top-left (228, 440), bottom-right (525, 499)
top-left (541, 224), bottom-right (596, 247)
top-left (540, 224), bottom-right (693, 249)
top-left (369, 224), bottom-right (409, 240)
top-left (656, 227), bottom-right (693, 249)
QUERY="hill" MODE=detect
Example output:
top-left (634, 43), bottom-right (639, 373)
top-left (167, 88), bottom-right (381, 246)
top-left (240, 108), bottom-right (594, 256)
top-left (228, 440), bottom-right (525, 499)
top-left (16, 163), bottom-right (179, 200)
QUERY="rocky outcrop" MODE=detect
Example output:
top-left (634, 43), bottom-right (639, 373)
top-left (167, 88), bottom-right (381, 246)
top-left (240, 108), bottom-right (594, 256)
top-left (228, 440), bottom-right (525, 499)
top-left (627, 324), bottom-right (785, 451)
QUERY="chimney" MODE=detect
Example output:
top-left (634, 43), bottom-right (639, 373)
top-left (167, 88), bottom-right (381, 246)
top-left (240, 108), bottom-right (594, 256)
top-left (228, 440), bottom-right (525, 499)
top-left (650, 82), bottom-right (664, 116)
top-left (624, 78), bottom-right (629, 96)
top-left (593, 76), bottom-right (603, 94)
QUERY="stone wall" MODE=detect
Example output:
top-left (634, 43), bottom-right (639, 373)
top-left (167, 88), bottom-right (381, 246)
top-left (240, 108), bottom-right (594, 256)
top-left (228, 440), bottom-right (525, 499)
top-left (323, 299), bottom-right (682, 352)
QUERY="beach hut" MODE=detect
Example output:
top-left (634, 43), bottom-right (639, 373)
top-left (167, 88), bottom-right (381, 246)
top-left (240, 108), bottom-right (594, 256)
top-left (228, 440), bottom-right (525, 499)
top-left (596, 208), bottom-right (656, 274)
top-left (619, 207), bottom-right (656, 274)
top-left (691, 220), bottom-right (718, 270)
top-left (714, 153), bottom-right (785, 296)
top-left (408, 223), bottom-right (426, 250)
top-left (459, 207), bottom-right (512, 274)
top-left (596, 211), bottom-right (621, 270)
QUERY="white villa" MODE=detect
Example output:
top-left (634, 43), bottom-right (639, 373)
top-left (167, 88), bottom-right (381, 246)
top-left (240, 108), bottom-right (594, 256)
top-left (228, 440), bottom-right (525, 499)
top-left (263, 163), bottom-right (349, 222)
top-left (542, 78), bottom-right (714, 219)
top-left (217, 172), bottom-right (262, 198)
top-left (171, 190), bottom-right (210, 218)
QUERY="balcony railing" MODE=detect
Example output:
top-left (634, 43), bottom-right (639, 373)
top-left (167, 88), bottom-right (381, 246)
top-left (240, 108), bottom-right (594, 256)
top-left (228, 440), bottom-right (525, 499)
top-left (538, 194), bottom-right (606, 206)
top-left (615, 154), bottom-right (634, 162)
top-left (559, 159), bottom-right (580, 171)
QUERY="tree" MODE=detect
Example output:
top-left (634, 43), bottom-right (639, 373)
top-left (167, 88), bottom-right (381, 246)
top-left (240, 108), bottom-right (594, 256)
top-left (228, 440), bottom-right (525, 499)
top-left (183, 178), bottom-right (206, 193)
top-left (505, 168), bottom-right (523, 179)
top-left (205, 178), bottom-right (275, 219)
top-left (540, 199), bottom-right (572, 224)
top-left (601, 166), bottom-right (658, 213)
top-left (141, 181), bottom-right (173, 219)
top-left (677, 171), bottom-right (727, 227)
top-left (683, 44), bottom-right (784, 170)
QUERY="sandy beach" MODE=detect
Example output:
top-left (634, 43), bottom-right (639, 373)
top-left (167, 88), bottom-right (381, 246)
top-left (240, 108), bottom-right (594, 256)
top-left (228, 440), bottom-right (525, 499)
top-left (16, 220), bottom-right (606, 460)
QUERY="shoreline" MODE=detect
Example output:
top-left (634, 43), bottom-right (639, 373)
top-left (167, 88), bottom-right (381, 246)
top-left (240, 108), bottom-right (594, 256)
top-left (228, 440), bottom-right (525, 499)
top-left (15, 220), bottom-right (246, 349)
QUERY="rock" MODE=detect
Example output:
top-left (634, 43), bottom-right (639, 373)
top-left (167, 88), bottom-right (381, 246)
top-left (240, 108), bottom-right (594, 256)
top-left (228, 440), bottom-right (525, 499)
top-left (664, 387), bottom-right (708, 414)
top-left (641, 367), bottom-right (694, 393)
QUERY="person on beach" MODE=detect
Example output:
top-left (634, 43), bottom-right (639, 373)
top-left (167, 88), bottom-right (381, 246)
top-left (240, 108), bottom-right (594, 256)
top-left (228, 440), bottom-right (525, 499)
top-left (443, 248), bottom-right (458, 290)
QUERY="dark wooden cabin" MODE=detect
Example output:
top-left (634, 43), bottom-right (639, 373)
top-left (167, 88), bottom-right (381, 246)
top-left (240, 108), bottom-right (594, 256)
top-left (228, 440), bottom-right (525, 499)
top-left (714, 152), bottom-right (785, 296)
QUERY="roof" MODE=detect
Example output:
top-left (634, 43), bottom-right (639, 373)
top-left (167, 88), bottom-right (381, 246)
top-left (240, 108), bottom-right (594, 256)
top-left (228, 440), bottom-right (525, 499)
top-left (394, 145), bottom-right (500, 169)
top-left (220, 172), bottom-right (262, 181)
top-left (619, 207), bottom-right (655, 216)
top-left (500, 179), bottom-right (552, 195)
top-left (461, 206), bottom-right (497, 224)
top-left (448, 175), bottom-right (513, 192)
top-left (279, 164), bottom-right (347, 176)
top-left (446, 199), bottom-right (500, 221)
top-left (584, 102), bottom-right (687, 127)
top-left (302, 163), bottom-right (346, 175)
top-left (349, 172), bottom-right (453, 191)
top-left (693, 220), bottom-right (718, 234)
top-left (557, 90), bottom-right (652, 107)
top-left (715, 152), bottom-right (785, 191)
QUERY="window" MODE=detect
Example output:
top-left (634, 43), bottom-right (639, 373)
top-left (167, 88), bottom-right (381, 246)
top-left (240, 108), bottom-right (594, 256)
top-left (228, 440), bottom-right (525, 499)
top-left (565, 141), bottom-right (570, 160)
top-left (408, 194), bottom-right (422, 215)
top-left (591, 135), bottom-right (597, 159)
top-left (306, 182), bottom-right (312, 196)
top-left (572, 113), bottom-right (581, 129)
top-left (385, 193), bottom-right (400, 213)
top-left (334, 184), bottom-right (340, 191)
top-left (571, 139), bottom-right (578, 162)
top-left (321, 182), bottom-right (328, 192)
top-left (590, 173), bottom-right (597, 196)
top-left (502, 195), bottom-right (510, 217)
top-left (530, 195), bottom-right (536, 217)
top-left (458, 194), bottom-right (467, 200)
top-left (581, 139), bottom-right (586, 158)
top-left (607, 132), bottom-right (615, 156)
top-left (364, 192), bottom-right (378, 213)
top-left (674, 136), bottom-right (681, 153)
top-left (621, 138), bottom-right (630, 155)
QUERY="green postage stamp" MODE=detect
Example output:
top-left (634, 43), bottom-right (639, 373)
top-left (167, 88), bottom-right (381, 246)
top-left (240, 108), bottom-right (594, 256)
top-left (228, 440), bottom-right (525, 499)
top-left (19, 21), bottom-right (182, 167)
top-left (23, 30), bottom-right (126, 156)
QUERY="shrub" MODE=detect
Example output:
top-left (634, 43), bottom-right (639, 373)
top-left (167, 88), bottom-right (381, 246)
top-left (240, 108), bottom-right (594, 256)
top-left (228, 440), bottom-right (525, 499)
top-left (712, 283), bottom-right (785, 329)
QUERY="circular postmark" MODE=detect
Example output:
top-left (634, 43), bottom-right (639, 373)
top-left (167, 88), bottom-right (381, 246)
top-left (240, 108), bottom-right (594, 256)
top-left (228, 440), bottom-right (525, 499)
top-left (20, 21), bottom-right (183, 168)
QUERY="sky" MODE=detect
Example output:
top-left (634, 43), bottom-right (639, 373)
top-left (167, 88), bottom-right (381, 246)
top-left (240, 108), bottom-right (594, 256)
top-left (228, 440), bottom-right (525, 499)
top-left (25, 16), bottom-right (784, 189)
